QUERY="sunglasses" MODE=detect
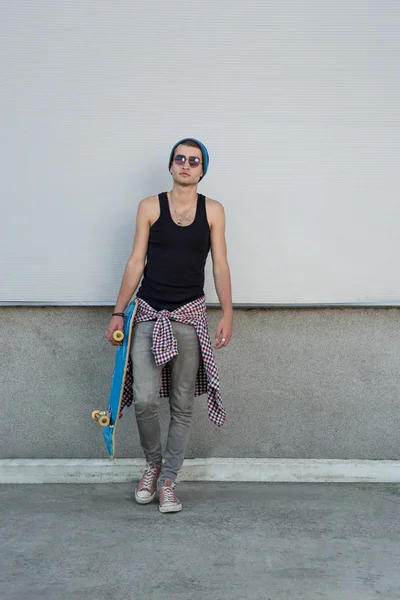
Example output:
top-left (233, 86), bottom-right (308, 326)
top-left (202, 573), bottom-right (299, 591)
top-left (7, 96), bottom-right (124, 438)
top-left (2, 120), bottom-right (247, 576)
top-left (174, 154), bottom-right (202, 168)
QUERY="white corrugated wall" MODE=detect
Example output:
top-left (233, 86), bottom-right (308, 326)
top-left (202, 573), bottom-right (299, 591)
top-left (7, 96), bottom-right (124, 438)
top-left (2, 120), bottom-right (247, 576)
top-left (1, 1), bottom-right (399, 305)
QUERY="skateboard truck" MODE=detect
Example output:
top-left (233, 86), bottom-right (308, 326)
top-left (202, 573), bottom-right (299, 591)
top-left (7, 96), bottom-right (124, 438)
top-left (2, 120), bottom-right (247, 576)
top-left (91, 409), bottom-right (112, 427)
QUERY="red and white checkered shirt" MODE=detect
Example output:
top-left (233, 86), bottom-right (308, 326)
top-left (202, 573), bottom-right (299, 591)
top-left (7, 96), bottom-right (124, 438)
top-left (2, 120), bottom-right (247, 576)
top-left (120, 296), bottom-right (226, 426)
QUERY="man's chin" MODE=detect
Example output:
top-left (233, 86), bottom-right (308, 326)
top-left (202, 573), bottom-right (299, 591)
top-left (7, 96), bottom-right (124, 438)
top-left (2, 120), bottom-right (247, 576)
top-left (174, 176), bottom-right (197, 187)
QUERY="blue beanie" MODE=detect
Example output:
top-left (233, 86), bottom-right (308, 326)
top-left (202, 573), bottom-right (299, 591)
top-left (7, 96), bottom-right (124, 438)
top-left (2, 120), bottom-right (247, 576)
top-left (168, 138), bottom-right (209, 180)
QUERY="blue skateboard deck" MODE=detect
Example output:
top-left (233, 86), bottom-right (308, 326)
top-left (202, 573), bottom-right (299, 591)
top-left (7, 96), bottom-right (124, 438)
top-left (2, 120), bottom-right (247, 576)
top-left (91, 300), bottom-right (138, 458)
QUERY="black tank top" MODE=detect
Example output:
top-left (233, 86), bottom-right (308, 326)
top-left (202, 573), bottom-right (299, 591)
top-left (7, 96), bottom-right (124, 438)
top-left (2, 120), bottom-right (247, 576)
top-left (136, 192), bottom-right (210, 311)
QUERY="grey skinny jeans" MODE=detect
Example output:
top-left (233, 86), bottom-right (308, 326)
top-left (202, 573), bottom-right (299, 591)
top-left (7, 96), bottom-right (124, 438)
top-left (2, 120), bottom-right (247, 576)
top-left (130, 320), bottom-right (201, 486)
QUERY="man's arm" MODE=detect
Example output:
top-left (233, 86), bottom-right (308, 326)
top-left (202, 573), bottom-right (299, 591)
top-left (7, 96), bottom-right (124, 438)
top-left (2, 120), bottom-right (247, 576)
top-left (208, 199), bottom-right (233, 349)
top-left (105, 197), bottom-right (153, 345)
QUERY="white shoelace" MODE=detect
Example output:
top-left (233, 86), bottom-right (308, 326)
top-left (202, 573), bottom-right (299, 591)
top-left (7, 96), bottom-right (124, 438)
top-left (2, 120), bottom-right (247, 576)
top-left (161, 486), bottom-right (176, 504)
top-left (140, 465), bottom-right (158, 490)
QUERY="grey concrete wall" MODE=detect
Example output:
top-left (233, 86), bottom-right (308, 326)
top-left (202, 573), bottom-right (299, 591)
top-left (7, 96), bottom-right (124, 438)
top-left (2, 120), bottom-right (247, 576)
top-left (1, 307), bottom-right (400, 460)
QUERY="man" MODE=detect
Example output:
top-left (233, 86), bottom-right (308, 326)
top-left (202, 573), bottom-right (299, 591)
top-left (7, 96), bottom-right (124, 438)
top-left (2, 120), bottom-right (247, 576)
top-left (105, 138), bottom-right (232, 513)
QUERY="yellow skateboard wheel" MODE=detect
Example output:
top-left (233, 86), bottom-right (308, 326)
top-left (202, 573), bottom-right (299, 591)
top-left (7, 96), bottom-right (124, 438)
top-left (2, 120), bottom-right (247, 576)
top-left (113, 330), bottom-right (124, 342)
top-left (99, 415), bottom-right (111, 427)
top-left (91, 410), bottom-right (100, 421)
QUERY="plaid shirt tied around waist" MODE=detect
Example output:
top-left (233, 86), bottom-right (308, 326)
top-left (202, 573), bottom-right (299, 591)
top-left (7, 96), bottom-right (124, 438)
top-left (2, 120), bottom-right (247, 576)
top-left (120, 296), bottom-right (226, 427)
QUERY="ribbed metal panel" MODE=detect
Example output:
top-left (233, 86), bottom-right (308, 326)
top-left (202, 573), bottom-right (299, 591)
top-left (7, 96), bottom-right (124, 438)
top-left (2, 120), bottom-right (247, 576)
top-left (1, 1), bottom-right (399, 304)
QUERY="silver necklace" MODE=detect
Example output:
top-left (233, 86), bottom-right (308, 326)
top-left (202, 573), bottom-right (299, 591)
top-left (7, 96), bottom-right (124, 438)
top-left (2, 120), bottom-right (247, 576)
top-left (169, 194), bottom-right (197, 226)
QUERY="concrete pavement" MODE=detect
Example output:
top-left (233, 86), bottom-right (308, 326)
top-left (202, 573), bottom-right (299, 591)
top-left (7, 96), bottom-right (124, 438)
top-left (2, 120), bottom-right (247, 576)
top-left (1, 482), bottom-right (400, 599)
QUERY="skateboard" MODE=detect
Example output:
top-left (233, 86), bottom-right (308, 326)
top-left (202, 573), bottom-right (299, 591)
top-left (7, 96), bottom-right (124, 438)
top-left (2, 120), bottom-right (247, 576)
top-left (91, 300), bottom-right (138, 458)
